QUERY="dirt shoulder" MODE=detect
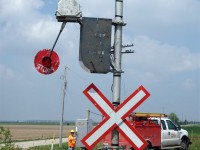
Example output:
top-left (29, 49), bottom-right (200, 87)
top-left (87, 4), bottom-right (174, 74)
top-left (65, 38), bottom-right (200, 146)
top-left (1, 124), bottom-right (75, 141)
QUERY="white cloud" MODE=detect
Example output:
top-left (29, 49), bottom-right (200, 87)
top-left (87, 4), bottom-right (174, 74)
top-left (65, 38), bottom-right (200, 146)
top-left (183, 78), bottom-right (196, 90)
top-left (125, 0), bottom-right (200, 25)
top-left (122, 35), bottom-right (200, 85)
top-left (170, 53), bottom-right (200, 72)
top-left (0, 64), bottom-right (19, 80)
top-left (23, 19), bottom-right (58, 42)
top-left (78, 0), bottom-right (113, 18)
top-left (0, 0), bottom-right (60, 54)
top-left (124, 0), bottom-right (200, 48)
top-left (0, 0), bottom-right (44, 21)
top-left (130, 35), bottom-right (199, 72)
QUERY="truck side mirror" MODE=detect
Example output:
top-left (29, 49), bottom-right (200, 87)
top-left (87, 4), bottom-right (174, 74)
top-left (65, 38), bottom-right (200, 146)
top-left (176, 124), bottom-right (181, 130)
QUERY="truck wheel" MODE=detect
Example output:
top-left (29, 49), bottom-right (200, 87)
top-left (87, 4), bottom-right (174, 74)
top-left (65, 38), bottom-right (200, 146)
top-left (144, 144), bottom-right (150, 150)
top-left (180, 140), bottom-right (188, 150)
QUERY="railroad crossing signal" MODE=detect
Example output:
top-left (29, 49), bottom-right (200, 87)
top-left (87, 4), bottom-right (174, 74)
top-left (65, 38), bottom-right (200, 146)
top-left (81, 83), bottom-right (150, 150)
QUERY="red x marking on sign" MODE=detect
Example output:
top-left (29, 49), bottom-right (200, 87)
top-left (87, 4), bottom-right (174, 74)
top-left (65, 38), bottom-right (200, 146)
top-left (81, 83), bottom-right (150, 150)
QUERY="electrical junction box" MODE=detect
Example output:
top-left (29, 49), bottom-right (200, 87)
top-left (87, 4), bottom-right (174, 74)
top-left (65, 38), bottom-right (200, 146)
top-left (75, 119), bottom-right (93, 148)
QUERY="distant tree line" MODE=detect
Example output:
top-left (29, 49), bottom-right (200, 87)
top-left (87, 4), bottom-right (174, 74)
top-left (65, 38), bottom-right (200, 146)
top-left (168, 113), bottom-right (200, 125)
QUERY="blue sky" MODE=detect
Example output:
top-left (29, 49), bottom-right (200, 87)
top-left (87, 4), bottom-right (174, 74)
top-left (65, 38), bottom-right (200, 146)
top-left (0, 0), bottom-right (199, 122)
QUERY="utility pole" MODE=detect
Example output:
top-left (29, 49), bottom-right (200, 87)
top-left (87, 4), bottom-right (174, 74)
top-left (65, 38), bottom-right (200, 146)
top-left (112, 0), bottom-right (124, 148)
top-left (59, 66), bottom-right (67, 148)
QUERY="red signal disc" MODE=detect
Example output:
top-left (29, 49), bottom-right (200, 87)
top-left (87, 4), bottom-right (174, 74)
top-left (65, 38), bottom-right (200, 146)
top-left (34, 49), bottom-right (60, 75)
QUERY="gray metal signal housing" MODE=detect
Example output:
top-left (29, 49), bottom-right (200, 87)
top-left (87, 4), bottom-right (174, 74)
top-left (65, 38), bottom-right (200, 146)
top-left (79, 17), bottom-right (112, 74)
top-left (55, 0), bottom-right (81, 22)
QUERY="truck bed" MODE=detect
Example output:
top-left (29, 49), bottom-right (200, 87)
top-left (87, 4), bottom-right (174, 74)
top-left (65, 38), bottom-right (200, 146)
top-left (103, 120), bottom-right (161, 149)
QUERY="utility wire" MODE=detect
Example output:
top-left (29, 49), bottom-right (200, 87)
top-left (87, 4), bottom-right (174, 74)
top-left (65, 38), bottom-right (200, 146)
top-left (89, 110), bottom-right (103, 117)
top-left (67, 67), bottom-right (91, 84)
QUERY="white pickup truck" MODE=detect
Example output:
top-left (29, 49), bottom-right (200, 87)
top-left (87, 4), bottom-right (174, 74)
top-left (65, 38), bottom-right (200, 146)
top-left (153, 116), bottom-right (192, 150)
top-left (103, 112), bottom-right (192, 150)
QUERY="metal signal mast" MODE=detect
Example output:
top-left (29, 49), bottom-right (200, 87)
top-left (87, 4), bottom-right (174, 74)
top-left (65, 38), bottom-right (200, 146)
top-left (111, 0), bottom-right (125, 148)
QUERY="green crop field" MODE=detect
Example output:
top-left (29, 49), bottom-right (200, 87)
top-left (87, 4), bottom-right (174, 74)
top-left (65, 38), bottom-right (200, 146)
top-left (182, 125), bottom-right (200, 150)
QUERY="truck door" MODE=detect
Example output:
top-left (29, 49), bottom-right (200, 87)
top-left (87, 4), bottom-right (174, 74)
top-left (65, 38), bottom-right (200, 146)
top-left (161, 120), bottom-right (171, 147)
top-left (165, 120), bottom-right (180, 146)
top-left (161, 120), bottom-right (180, 147)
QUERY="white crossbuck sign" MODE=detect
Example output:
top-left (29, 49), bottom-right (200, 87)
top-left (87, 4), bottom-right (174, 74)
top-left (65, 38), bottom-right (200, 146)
top-left (81, 83), bottom-right (150, 150)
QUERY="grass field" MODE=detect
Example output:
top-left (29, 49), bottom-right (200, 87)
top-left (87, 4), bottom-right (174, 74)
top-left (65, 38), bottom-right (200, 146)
top-left (182, 125), bottom-right (200, 150)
